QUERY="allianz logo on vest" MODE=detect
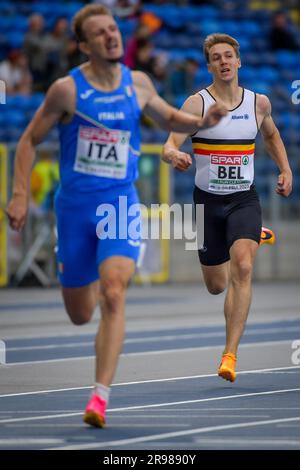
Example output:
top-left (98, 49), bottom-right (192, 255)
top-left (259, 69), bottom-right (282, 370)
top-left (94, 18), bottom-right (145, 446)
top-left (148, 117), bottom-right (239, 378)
top-left (98, 112), bottom-right (125, 120)
top-left (231, 114), bottom-right (249, 120)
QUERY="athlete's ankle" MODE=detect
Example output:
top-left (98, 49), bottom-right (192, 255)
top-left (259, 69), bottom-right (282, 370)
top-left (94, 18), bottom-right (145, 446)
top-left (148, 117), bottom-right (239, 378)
top-left (94, 382), bottom-right (110, 403)
top-left (223, 350), bottom-right (237, 358)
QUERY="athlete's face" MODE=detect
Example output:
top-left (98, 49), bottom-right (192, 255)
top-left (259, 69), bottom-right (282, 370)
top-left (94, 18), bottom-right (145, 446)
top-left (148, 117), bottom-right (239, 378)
top-left (80, 15), bottom-right (123, 62)
top-left (207, 43), bottom-right (240, 82)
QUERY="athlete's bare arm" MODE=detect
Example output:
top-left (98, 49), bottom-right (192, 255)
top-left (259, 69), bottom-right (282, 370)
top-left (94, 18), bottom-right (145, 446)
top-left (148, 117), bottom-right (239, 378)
top-left (162, 93), bottom-right (217, 172)
top-left (6, 77), bottom-right (75, 231)
top-left (257, 94), bottom-right (292, 197)
top-left (162, 94), bottom-right (203, 171)
top-left (133, 71), bottom-right (226, 136)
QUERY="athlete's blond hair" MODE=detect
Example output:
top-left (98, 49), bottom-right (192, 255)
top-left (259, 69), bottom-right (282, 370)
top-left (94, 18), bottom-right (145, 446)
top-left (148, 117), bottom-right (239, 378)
top-left (203, 33), bottom-right (240, 63)
top-left (72, 4), bottom-right (112, 42)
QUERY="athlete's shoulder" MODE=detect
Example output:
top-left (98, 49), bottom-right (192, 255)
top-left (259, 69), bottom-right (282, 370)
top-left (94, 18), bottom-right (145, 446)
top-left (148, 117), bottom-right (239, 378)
top-left (186, 91), bottom-right (205, 101)
top-left (256, 93), bottom-right (271, 116)
top-left (48, 76), bottom-right (75, 96)
top-left (131, 71), bottom-right (157, 106)
top-left (44, 76), bottom-right (75, 114)
top-left (181, 92), bottom-right (204, 115)
top-left (131, 70), bottom-right (153, 88)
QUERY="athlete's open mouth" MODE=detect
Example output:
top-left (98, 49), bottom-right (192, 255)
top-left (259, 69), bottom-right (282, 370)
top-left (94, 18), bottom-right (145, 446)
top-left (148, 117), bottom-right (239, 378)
top-left (107, 43), bottom-right (119, 52)
top-left (221, 68), bottom-right (230, 73)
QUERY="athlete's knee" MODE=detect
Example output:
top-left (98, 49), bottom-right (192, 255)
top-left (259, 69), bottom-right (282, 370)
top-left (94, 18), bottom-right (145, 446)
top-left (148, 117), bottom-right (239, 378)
top-left (206, 280), bottom-right (227, 295)
top-left (100, 277), bottom-right (127, 313)
top-left (232, 258), bottom-right (253, 283)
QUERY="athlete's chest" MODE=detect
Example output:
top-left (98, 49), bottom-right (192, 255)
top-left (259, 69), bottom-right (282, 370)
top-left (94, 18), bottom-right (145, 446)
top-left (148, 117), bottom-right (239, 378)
top-left (77, 88), bottom-right (139, 129)
top-left (203, 109), bottom-right (257, 140)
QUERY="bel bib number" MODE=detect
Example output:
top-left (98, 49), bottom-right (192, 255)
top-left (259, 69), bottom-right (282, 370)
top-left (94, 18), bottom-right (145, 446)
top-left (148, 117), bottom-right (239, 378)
top-left (209, 154), bottom-right (252, 192)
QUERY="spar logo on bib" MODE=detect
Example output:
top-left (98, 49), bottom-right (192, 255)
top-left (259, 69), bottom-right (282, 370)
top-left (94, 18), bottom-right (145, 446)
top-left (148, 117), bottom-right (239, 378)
top-left (209, 153), bottom-right (252, 191)
top-left (211, 154), bottom-right (244, 180)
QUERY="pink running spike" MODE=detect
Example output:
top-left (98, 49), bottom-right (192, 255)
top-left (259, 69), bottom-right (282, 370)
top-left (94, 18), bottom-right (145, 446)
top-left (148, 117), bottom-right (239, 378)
top-left (83, 393), bottom-right (107, 428)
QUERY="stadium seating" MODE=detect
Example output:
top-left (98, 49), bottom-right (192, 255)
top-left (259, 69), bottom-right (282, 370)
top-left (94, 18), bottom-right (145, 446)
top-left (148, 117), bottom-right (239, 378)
top-left (0, 0), bottom-right (298, 206)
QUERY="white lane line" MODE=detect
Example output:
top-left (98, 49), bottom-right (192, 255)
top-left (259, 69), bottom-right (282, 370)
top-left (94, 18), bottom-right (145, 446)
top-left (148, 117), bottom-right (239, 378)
top-left (0, 410), bottom-right (80, 414)
top-left (0, 385), bottom-right (93, 398)
top-left (2, 413), bottom-right (272, 418)
top-left (0, 365), bottom-right (299, 398)
top-left (0, 412), bottom-right (82, 424)
top-left (7, 341), bottom-right (93, 352)
top-left (7, 325), bottom-right (300, 352)
top-left (4, 338), bottom-right (295, 365)
top-left (48, 416), bottom-right (300, 450)
top-left (0, 387), bottom-right (299, 425)
top-left (108, 388), bottom-right (300, 412)
top-left (123, 339), bottom-right (295, 357)
top-left (3, 318), bottom-right (300, 342)
top-left (192, 437), bottom-right (300, 447)
top-left (3, 356), bottom-right (94, 366)
top-left (4, 424), bottom-right (89, 428)
top-left (0, 439), bottom-right (64, 445)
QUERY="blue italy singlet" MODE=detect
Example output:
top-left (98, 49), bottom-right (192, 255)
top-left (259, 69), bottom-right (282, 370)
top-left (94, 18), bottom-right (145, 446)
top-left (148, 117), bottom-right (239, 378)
top-left (57, 63), bottom-right (141, 195)
top-left (54, 64), bottom-right (142, 288)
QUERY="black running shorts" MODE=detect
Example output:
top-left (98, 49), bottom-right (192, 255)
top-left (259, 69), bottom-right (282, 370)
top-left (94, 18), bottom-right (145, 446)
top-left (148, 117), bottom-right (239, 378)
top-left (193, 185), bottom-right (262, 266)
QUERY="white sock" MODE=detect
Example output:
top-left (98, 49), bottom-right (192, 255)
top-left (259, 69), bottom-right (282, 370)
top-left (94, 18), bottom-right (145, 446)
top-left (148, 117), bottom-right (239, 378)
top-left (94, 383), bottom-right (110, 403)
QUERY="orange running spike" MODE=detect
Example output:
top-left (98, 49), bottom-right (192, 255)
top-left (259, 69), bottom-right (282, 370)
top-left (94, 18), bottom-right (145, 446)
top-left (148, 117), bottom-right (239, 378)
top-left (260, 227), bottom-right (276, 246)
top-left (218, 352), bottom-right (237, 382)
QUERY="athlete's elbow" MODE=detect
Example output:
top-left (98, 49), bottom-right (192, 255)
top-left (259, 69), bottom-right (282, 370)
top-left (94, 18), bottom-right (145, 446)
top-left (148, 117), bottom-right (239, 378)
top-left (16, 130), bottom-right (38, 155)
top-left (164, 109), bottom-right (186, 132)
top-left (160, 111), bottom-right (197, 133)
top-left (23, 126), bottom-right (43, 148)
top-left (17, 130), bottom-right (31, 148)
top-left (159, 118), bottom-right (175, 132)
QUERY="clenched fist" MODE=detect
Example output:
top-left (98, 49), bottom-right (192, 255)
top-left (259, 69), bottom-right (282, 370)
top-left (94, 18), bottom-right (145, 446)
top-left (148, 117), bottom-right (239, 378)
top-left (168, 149), bottom-right (192, 172)
top-left (6, 195), bottom-right (28, 231)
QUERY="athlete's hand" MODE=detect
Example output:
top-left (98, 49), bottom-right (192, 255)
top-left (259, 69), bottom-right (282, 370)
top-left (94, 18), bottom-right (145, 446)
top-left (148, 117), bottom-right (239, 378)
top-left (169, 149), bottom-right (192, 172)
top-left (6, 195), bottom-right (28, 231)
top-left (276, 170), bottom-right (292, 197)
top-left (202, 103), bottom-right (227, 129)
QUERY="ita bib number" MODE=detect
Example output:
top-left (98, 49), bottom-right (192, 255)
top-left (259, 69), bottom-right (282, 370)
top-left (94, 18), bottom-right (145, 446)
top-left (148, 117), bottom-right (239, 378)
top-left (208, 154), bottom-right (252, 192)
top-left (74, 126), bottom-right (131, 179)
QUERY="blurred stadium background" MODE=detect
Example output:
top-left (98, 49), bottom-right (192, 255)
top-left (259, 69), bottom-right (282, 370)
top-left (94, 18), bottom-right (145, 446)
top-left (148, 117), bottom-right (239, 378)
top-left (0, 0), bottom-right (299, 287)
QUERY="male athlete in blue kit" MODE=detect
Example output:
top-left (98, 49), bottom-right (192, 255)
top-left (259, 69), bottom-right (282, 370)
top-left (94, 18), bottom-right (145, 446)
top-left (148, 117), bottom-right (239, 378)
top-left (163, 33), bottom-right (293, 383)
top-left (6, 4), bottom-right (227, 428)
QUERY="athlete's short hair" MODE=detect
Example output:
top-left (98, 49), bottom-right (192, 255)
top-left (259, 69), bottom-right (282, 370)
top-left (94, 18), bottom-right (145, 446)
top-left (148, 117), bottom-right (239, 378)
top-left (72, 4), bottom-right (112, 42)
top-left (203, 33), bottom-right (240, 63)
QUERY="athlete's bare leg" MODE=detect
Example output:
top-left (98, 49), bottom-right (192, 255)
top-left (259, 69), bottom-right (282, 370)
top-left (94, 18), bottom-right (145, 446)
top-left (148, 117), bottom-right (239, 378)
top-left (62, 280), bottom-right (100, 325)
top-left (201, 239), bottom-right (258, 355)
top-left (223, 239), bottom-right (258, 355)
top-left (62, 255), bottom-right (134, 386)
top-left (95, 256), bottom-right (135, 386)
top-left (201, 261), bottom-right (230, 295)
